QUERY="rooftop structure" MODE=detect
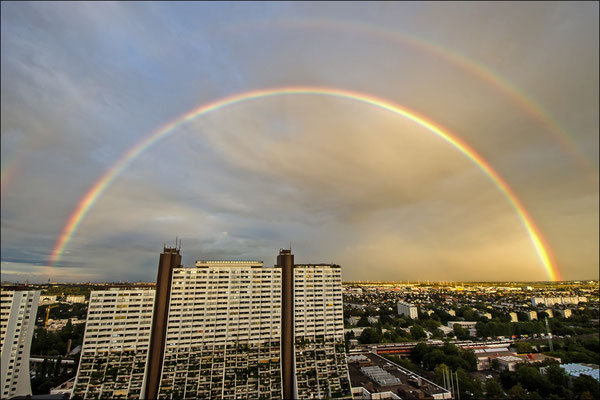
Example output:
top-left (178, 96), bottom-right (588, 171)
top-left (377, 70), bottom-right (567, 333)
top-left (348, 351), bottom-right (451, 399)
top-left (560, 363), bottom-right (600, 382)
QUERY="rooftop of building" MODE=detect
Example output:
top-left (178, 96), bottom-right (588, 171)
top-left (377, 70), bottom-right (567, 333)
top-left (561, 363), bottom-right (600, 381)
top-left (195, 260), bottom-right (264, 265)
top-left (348, 351), bottom-right (450, 398)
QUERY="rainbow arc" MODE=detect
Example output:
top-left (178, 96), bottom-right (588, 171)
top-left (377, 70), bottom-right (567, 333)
top-left (49, 86), bottom-right (561, 281)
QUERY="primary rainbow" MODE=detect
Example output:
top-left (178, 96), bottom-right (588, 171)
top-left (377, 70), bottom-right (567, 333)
top-left (246, 18), bottom-right (597, 183)
top-left (48, 86), bottom-right (562, 281)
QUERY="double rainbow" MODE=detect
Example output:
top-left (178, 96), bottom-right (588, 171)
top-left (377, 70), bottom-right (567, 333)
top-left (48, 86), bottom-right (562, 281)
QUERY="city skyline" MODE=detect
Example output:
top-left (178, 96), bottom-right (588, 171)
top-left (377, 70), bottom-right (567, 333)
top-left (1, 2), bottom-right (599, 283)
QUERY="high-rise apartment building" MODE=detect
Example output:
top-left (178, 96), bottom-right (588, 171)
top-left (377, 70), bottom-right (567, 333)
top-left (292, 264), bottom-right (350, 399)
top-left (397, 301), bottom-right (418, 319)
top-left (72, 246), bottom-right (351, 399)
top-left (156, 260), bottom-right (283, 399)
top-left (0, 287), bottom-right (40, 399)
top-left (71, 287), bottom-right (155, 399)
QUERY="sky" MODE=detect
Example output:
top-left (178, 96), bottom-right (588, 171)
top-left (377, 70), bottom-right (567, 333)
top-left (1, 1), bottom-right (598, 283)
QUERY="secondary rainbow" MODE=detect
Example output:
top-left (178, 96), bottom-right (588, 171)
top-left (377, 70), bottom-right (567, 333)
top-left (48, 86), bottom-right (562, 281)
top-left (246, 18), bottom-right (597, 182)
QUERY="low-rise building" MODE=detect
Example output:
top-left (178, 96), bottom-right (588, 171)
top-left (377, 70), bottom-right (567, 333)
top-left (39, 295), bottom-right (57, 305)
top-left (509, 312), bottom-right (518, 322)
top-left (559, 363), bottom-right (599, 382)
top-left (447, 321), bottom-right (477, 336)
top-left (557, 309), bottom-right (572, 318)
top-left (478, 312), bottom-right (492, 320)
top-left (348, 352), bottom-right (451, 399)
top-left (45, 317), bottom-right (86, 332)
top-left (65, 295), bottom-right (86, 304)
top-left (497, 354), bottom-right (561, 372)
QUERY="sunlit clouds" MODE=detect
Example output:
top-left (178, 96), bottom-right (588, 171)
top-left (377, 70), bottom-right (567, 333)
top-left (1, 2), bottom-right (598, 282)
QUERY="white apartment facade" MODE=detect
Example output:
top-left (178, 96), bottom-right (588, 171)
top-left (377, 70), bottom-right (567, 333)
top-left (397, 301), bottom-right (418, 319)
top-left (157, 261), bottom-right (283, 399)
top-left (71, 287), bottom-right (155, 399)
top-left (0, 288), bottom-right (40, 399)
top-left (531, 296), bottom-right (587, 307)
top-left (293, 265), bottom-right (351, 399)
top-left (71, 251), bottom-right (352, 400)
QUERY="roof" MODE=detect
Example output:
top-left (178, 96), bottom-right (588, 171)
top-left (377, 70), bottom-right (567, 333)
top-left (561, 363), bottom-right (600, 382)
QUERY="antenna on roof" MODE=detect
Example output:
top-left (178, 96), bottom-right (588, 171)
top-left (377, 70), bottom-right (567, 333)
top-left (289, 242), bottom-right (292, 252)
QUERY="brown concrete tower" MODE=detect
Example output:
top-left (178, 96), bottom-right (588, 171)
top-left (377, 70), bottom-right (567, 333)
top-left (143, 244), bottom-right (181, 399)
top-left (277, 248), bottom-right (295, 399)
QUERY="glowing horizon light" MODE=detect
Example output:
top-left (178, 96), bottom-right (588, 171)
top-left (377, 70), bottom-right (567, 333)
top-left (48, 86), bottom-right (562, 281)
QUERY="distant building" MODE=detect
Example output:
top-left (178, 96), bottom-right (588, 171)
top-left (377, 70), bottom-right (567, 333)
top-left (367, 316), bottom-right (380, 324)
top-left (531, 297), bottom-right (587, 307)
top-left (526, 311), bottom-right (538, 321)
top-left (45, 317), bottom-right (85, 332)
top-left (0, 287), bottom-right (40, 399)
top-left (497, 354), bottom-right (561, 372)
top-left (438, 326), bottom-right (453, 336)
top-left (66, 295), bottom-right (86, 304)
top-left (544, 309), bottom-right (553, 318)
top-left (478, 312), bottom-right (492, 320)
top-left (557, 309), bottom-right (572, 318)
top-left (39, 295), bottom-right (57, 305)
top-left (558, 363), bottom-right (600, 382)
top-left (348, 352), bottom-right (451, 399)
top-left (509, 312), bottom-right (518, 322)
top-left (447, 321), bottom-right (477, 336)
top-left (397, 301), bottom-right (418, 319)
top-left (448, 309), bottom-right (456, 317)
top-left (347, 316), bottom-right (360, 326)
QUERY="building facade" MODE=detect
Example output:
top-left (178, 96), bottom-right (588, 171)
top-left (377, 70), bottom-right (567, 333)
top-left (71, 287), bottom-right (155, 399)
top-left (293, 264), bottom-right (350, 399)
top-left (0, 288), bottom-right (40, 399)
top-left (397, 301), bottom-right (418, 319)
top-left (156, 260), bottom-right (283, 399)
top-left (71, 247), bottom-right (351, 399)
top-left (66, 295), bottom-right (87, 304)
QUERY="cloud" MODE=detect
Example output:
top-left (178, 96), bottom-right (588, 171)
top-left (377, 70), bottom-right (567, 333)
top-left (1, 2), bottom-right (597, 282)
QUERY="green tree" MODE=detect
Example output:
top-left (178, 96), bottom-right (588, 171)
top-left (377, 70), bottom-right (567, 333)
top-left (411, 342), bottom-right (429, 365)
top-left (544, 364), bottom-right (568, 389)
top-left (485, 379), bottom-right (505, 399)
top-left (515, 341), bottom-right (533, 354)
top-left (515, 365), bottom-right (551, 397)
top-left (580, 392), bottom-right (595, 400)
top-left (453, 324), bottom-right (470, 340)
top-left (507, 384), bottom-right (527, 400)
top-left (358, 327), bottom-right (382, 344)
top-left (573, 375), bottom-right (600, 400)
top-left (410, 325), bottom-right (427, 340)
top-left (490, 358), bottom-right (500, 371)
